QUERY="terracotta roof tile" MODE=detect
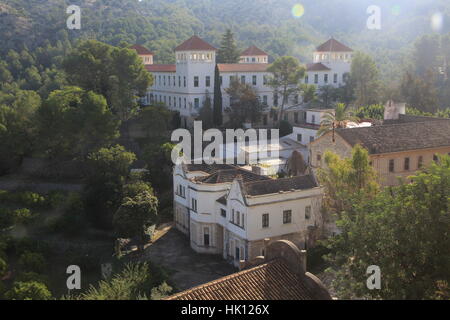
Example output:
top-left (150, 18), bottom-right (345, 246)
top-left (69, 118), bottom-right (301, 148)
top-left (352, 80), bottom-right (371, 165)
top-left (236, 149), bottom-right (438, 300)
top-left (130, 44), bottom-right (154, 55)
top-left (306, 62), bottom-right (331, 71)
top-left (316, 38), bottom-right (353, 52)
top-left (166, 259), bottom-right (322, 300)
top-left (145, 64), bottom-right (176, 73)
top-left (174, 35), bottom-right (217, 52)
top-left (241, 45), bottom-right (268, 56)
top-left (218, 63), bottom-right (269, 72)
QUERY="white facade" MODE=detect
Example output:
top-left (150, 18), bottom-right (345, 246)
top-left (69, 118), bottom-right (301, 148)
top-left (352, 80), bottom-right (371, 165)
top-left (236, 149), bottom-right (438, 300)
top-left (304, 39), bottom-right (353, 88)
top-left (239, 55), bottom-right (268, 64)
top-left (141, 37), bottom-right (353, 128)
top-left (287, 109), bottom-right (334, 150)
top-left (173, 163), bottom-right (323, 267)
top-left (142, 37), bottom-right (279, 128)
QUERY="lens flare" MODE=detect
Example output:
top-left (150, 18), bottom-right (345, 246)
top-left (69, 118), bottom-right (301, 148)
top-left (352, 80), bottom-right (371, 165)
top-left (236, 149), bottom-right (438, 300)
top-left (431, 12), bottom-right (444, 32)
top-left (391, 5), bottom-right (401, 16)
top-left (292, 4), bottom-right (305, 18)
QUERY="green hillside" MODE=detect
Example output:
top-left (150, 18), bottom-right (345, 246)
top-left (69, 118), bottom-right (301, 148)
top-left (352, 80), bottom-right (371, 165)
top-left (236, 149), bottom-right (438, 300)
top-left (1, 0), bottom-right (449, 80)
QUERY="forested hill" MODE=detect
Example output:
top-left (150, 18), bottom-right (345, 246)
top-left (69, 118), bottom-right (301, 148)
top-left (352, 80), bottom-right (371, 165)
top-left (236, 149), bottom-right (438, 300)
top-left (1, 0), bottom-right (449, 79)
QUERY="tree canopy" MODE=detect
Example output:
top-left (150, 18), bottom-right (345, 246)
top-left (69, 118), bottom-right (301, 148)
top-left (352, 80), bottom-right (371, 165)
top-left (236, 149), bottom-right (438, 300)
top-left (320, 148), bottom-right (450, 299)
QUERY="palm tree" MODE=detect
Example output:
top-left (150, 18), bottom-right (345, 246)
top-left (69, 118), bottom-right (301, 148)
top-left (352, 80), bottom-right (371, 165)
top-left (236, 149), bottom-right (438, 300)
top-left (317, 103), bottom-right (357, 141)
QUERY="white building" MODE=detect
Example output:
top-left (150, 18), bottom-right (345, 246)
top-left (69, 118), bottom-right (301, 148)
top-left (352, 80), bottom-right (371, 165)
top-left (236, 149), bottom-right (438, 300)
top-left (218, 135), bottom-right (307, 176)
top-left (173, 163), bottom-right (323, 267)
top-left (135, 36), bottom-right (276, 129)
top-left (132, 37), bottom-right (353, 128)
top-left (304, 38), bottom-right (353, 87)
top-left (239, 45), bottom-right (269, 64)
top-left (285, 107), bottom-right (334, 148)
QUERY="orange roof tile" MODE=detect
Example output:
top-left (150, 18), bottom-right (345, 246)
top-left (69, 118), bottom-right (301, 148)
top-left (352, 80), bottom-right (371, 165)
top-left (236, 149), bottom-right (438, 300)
top-left (241, 45), bottom-right (268, 56)
top-left (166, 259), bottom-right (327, 300)
top-left (316, 38), bottom-right (353, 52)
top-left (306, 63), bottom-right (331, 71)
top-left (146, 64), bottom-right (176, 73)
top-left (130, 44), bottom-right (154, 55)
top-left (174, 35), bottom-right (217, 52)
top-left (218, 63), bottom-right (269, 73)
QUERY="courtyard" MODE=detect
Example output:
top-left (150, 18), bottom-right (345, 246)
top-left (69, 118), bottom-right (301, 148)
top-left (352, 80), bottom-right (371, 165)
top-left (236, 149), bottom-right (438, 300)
top-left (142, 225), bottom-right (236, 292)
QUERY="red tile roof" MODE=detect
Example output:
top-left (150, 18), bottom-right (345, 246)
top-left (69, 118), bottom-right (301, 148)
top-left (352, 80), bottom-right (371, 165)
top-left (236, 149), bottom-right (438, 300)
top-left (316, 38), bottom-right (353, 52)
top-left (241, 45), bottom-right (268, 56)
top-left (145, 64), bottom-right (176, 73)
top-left (130, 44), bottom-right (154, 55)
top-left (174, 35), bottom-right (217, 52)
top-left (306, 62), bottom-right (331, 71)
top-left (218, 63), bottom-right (269, 72)
top-left (166, 259), bottom-right (327, 300)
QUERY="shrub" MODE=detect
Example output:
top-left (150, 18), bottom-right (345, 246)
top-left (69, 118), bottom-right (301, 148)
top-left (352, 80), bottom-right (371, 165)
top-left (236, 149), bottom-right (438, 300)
top-left (0, 281), bottom-right (5, 298)
top-left (279, 120), bottom-right (293, 137)
top-left (150, 282), bottom-right (172, 300)
top-left (122, 181), bottom-right (153, 199)
top-left (307, 244), bottom-right (331, 271)
top-left (0, 257), bottom-right (7, 277)
top-left (0, 190), bottom-right (46, 209)
top-left (45, 191), bottom-right (68, 209)
top-left (16, 272), bottom-right (50, 286)
top-left (13, 237), bottom-right (49, 256)
top-left (13, 208), bottom-right (34, 225)
top-left (55, 212), bottom-right (88, 237)
top-left (0, 208), bottom-right (14, 230)
top-left (18, 252), bottom-right (46, 273)
top-left (5, 281), bottom-right (52, 300)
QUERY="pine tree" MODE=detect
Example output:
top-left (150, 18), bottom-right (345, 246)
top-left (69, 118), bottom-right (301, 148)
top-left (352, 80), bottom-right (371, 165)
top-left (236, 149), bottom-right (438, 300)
top-left (217, 29), bottom-right (240, 63)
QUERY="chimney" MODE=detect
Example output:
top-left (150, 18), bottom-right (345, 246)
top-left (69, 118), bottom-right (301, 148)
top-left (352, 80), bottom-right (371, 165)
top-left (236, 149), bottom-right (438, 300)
top-left (384, 100), bottom-right (406, 120)
top-left (265, 240), bottom-right (307, 276)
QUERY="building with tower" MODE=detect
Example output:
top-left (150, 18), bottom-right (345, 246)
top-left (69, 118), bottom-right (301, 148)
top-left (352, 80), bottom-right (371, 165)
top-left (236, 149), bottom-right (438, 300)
top-left (304, 38), bottom-right (353, 87)
top-left (132, 36), bottom-right (353, 128)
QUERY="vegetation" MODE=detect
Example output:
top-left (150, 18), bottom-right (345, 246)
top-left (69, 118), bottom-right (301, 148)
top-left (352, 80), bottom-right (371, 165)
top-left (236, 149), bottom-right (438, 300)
top-left (63, 40), bottom-right (153, 123)
top-left (113, 189), bottom-right (158, 251)
top-left (319, 148), bottom-right (450, 299)
top-left (217, 29), bottom-right (240, 64)
top-left (267, 56), bottom-right (305, 122)
top-left (318, 103), bottom-right (356, 136)
top-left (349, 52), bottom-right (379, 107)
top-left (197, 94), bottom-right (214, 130)
top-left (225, 80), bottom-right (263, 127)
top-left (69, 262), bottom-right (172, 300)
top-left (0, 0), bottom-right (449, 301)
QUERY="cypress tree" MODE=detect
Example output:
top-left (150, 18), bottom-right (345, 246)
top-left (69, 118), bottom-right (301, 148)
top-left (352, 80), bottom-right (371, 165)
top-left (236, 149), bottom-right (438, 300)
top-left (213, 64), bottom-right (223, 126)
